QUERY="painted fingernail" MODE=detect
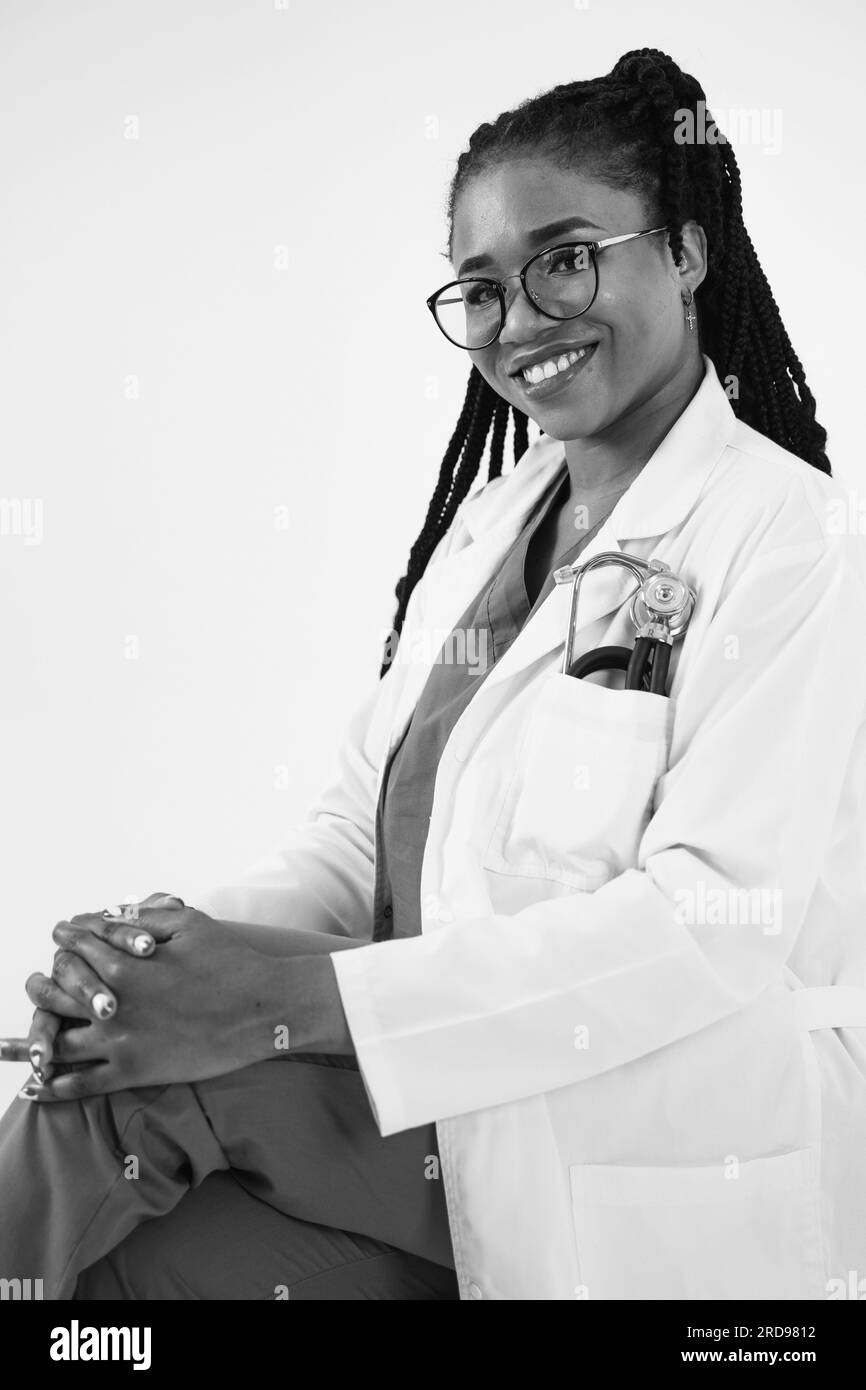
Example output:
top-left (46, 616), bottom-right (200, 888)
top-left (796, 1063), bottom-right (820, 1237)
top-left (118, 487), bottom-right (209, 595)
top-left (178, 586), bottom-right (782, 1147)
top-left (133, 934), bottom-right (154, 955)
top-left (92, 992), bottom-right (116, 1019)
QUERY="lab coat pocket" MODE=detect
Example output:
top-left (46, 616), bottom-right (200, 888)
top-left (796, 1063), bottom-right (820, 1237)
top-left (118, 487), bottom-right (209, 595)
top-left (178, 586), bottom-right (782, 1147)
top-left (569, 1149), bottom-right (826, 1300)
top-left (482, 671), bottom-right (674, 890)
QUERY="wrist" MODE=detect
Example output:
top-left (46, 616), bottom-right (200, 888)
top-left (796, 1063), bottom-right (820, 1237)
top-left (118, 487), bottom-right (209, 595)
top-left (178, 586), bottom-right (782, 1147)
top-left (257, 954), bottom-right (353, 1058)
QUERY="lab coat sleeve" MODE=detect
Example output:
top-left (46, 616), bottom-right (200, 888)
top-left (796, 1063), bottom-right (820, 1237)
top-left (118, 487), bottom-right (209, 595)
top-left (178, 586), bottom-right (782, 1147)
top-left (331, 533), bottom-right (866, 1135)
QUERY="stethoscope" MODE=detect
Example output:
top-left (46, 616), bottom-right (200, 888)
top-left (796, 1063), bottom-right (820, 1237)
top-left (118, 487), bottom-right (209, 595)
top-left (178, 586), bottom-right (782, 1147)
top-left (553, 553), bottom-right (696, 697)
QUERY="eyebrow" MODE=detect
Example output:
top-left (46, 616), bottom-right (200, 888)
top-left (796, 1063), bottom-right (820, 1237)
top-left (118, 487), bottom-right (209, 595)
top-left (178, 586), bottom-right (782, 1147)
top-left (455, 215), bottom-right (604, 276)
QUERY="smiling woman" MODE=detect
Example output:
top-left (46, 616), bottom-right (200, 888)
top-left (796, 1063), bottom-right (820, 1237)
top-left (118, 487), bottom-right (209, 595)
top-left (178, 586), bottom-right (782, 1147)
top-left (1, 45), bottom-right (865, 1305)
top-left (389, 47), bottom-right (828, 677)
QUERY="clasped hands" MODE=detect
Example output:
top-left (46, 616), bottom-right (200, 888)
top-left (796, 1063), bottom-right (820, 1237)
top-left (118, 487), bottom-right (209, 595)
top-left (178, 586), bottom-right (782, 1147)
top-left (0, 893), bottom-right (353, 1102)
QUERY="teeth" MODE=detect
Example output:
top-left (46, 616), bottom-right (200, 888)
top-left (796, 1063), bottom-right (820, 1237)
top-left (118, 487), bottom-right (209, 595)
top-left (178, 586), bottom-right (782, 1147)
top-left (522, 346), bottom-right (590, 385)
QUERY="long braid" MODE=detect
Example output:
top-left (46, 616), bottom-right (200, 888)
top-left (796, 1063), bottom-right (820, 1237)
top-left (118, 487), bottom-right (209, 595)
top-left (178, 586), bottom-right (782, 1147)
top-left (488, 394), bottom-right (511, 482)
top-left (379, 370), bottom-right (530, 677)
top-left (381, 48), bottom-right (829, 677)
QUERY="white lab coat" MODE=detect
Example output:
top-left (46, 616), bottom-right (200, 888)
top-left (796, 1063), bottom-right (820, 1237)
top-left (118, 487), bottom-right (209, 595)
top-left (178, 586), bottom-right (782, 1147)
top-left (190, 356), bottom-right (866, 1300)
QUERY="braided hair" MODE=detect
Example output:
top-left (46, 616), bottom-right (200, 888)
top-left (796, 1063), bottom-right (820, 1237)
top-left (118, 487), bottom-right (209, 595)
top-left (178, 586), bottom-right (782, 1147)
top-left (379, 47), bottom-right (829, 678)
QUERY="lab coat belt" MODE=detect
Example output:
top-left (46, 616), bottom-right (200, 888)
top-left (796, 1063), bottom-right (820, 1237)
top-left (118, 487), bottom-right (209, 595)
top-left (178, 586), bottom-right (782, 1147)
top-left (790, 985), bottom-right (866, 1031)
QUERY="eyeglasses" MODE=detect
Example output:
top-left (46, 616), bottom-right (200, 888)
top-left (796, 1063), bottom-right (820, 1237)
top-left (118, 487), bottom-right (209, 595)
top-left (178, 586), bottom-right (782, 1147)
top-left (426, 226), bottom-right (669, 350)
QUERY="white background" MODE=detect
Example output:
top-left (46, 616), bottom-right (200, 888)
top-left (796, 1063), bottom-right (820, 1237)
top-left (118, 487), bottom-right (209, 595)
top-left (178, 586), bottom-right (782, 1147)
top-left (1, 0), bottom-right (862, 1107)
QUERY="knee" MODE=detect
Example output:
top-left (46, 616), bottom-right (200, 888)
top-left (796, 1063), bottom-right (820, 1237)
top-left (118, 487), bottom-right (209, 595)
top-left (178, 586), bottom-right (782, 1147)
top-left (75, 1232), bottom-right (192, 1301)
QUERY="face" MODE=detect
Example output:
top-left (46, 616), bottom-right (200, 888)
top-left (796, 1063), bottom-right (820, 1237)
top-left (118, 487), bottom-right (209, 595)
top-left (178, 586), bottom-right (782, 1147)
top-left (447, 158), bottom-right (706, 443)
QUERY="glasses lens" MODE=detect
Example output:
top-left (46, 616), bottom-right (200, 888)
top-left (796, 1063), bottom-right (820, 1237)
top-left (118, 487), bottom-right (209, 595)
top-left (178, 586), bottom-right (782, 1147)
top-left (432, 280), bottom-right (501, 349)
top-left (524, 244), bottom-right (596, 319)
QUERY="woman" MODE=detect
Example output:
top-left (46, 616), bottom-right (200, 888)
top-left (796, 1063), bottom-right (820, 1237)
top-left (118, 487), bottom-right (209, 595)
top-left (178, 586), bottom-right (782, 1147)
top-left (2, 47), bottom-right (865, 1301)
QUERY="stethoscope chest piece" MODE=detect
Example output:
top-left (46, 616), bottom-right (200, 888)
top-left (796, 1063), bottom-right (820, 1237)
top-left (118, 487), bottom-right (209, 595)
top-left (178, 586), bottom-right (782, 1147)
top-left (554, 552), bottom-right (696, 697)
top-left (631, 568), bottom-right (694, 639)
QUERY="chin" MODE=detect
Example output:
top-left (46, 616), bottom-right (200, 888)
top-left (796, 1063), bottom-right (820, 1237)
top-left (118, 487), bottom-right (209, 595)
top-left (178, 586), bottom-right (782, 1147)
top-left (528, 401), bottom-right (608, 441)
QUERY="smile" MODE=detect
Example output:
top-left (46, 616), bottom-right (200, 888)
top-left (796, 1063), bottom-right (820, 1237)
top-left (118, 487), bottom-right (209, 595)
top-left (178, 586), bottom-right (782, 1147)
top-left (515, 343), bottom-right (598, 398)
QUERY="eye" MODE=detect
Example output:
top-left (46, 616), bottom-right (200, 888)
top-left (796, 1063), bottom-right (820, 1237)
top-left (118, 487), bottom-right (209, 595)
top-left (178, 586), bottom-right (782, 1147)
top-left (538, 245), bottom-right (592, 276)
top-left (463, 280), bottom-right (498, 308)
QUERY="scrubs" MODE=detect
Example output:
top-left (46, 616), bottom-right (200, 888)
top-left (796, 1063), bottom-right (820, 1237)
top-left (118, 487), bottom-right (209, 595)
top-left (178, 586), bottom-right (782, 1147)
top-left (376, 457), bottom-right (613, 942)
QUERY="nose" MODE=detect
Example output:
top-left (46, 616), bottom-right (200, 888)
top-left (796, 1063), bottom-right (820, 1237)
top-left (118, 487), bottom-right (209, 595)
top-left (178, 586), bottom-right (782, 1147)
top-left (497, 275), bottom-right (547, 345)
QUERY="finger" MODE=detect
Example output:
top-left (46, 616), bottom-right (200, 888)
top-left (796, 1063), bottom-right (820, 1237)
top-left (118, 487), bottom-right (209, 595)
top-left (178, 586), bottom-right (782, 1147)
top-left (103, 892), bottom-right (184, 912)
top-left (48, 939), bottom-right (119, 1020)
top-left (25, 971), bottom-right (96, 1022)
top-left (86, 892), bottom-right (185, 938)
top-left (60, 911), bottom-right (156, 959)
top-left (66, 907), bottom-right (156, 956)
top-left (52, 1024), bottom-right (111, 1064)
top-left (91, 893), bottom-right (176, 922)
top-left (73, 905), bottom-right (183, 945)
top-left (18, 1062), bottom-right (118, 1103)
top-left (138, 892), bottom-right (186, 909)
top-left (0, 1040), bottom-right (53, 1085)
top-left (27, 1008), bottom-right (62, 1081)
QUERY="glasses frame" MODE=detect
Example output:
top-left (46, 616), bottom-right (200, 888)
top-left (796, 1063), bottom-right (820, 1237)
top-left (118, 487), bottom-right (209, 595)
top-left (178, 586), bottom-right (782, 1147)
top-left (426, 225), bottom-right (669, 350)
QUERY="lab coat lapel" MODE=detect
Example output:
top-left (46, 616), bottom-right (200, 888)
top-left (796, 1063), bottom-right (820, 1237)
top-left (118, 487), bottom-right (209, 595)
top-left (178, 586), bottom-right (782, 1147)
top-left (387, 355), bottom-right (736, 739)
top-left (384, 440), bottom-right (566, 750)
top-left (478, 356), bottom-right (738, 693)
top-left (389, 458), bottom-right (567, 733)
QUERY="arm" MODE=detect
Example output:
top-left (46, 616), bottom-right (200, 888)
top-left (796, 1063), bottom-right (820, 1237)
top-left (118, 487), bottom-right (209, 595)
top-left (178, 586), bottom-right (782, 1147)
top-left (2, 909), bottom-right (362, 1083)
top-left (218, 919), bottom-right (366, 957)
top-left (4, 528), bottom-right (449, 1086)
top-left (331, 534), bottom-right (866, 1135)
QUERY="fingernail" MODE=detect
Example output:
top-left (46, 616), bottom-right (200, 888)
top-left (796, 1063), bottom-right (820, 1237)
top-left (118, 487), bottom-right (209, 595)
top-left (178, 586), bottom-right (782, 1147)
top-left (92, 992), bottom-right (116, 1019)
top-left (133, 934), bottom-right (154, 955)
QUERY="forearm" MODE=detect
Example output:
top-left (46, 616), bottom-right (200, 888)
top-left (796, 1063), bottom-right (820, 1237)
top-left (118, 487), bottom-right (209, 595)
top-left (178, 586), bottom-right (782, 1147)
top-left (217, 919), bottom-right (368, 957)
top-left (252, 953), bottom-right (355, 1057)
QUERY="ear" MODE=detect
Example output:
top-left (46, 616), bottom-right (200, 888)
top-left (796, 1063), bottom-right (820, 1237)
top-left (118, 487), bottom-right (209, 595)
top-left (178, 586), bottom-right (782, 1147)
top-left (672, 221), bottom-right (708, 295)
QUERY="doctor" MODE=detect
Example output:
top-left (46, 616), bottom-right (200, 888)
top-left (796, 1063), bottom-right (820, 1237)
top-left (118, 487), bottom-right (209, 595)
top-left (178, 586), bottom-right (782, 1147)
top-left (2, 47), bottom-right (866, 1300)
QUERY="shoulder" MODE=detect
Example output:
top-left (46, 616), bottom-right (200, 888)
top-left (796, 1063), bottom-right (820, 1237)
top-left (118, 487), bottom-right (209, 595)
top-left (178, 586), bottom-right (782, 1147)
top-left (702, 415), bottom-right (861, 549)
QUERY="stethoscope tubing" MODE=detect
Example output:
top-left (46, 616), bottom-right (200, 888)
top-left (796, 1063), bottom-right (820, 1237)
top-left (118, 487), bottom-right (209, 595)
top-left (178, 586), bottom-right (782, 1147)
top-left (557, 551), bottom-right (690, 699)
top-left (566, 636), bottom-right (671, 693)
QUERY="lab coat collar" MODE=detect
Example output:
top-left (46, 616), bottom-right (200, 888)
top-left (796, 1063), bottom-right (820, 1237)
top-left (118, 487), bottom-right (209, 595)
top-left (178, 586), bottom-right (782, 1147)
top-left (449, 355), bottom-right (736, 697)
top-left (457, 354), bottom-right (737, 547)
top-left (389, 356), bottom-right (737, 737)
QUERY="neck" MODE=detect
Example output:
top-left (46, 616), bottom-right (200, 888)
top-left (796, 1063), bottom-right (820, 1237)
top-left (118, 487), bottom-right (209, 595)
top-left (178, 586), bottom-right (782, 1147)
top-left (562, 353), bottom-right (705, 501)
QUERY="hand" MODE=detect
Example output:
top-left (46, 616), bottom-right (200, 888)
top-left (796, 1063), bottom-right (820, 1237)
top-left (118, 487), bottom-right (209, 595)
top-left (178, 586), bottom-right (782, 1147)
top-left (6, 904), bottom-right (353, 1101)
top-left (0, 892), bottom-right (185, 1082)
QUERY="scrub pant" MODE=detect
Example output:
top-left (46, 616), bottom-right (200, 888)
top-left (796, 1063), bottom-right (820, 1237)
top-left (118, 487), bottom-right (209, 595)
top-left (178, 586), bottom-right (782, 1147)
top-left (0, 1053), bottom-right (459, 1300)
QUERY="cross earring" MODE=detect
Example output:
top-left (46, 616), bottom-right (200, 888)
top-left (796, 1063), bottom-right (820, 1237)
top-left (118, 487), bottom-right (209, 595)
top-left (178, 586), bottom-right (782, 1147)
top-left (681, 287), bottom-right (697, 332)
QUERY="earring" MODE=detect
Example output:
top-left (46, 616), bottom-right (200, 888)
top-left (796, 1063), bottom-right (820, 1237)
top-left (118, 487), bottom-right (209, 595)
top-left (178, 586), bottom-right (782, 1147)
top-left (681, 287), bottom-right (697, 332)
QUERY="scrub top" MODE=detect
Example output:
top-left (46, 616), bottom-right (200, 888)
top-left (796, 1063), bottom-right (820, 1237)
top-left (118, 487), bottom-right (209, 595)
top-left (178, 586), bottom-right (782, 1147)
top-left (372, 454), bottom-right (628, 943)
